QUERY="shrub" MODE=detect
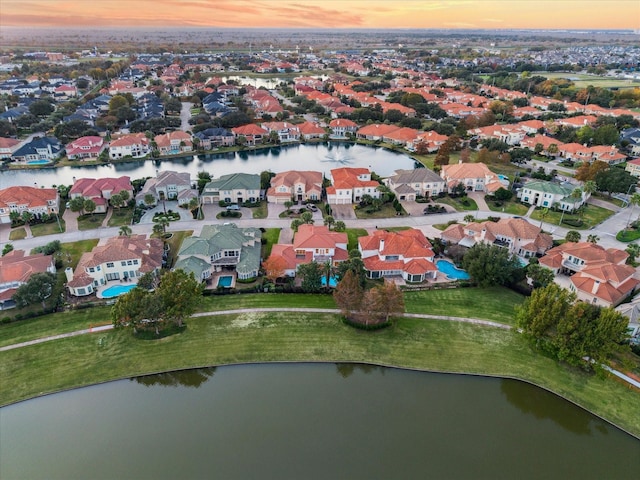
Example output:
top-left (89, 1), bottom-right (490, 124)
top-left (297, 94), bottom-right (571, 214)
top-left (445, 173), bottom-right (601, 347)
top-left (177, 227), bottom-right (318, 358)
top-left (562, 219), bottom-right (584, 227)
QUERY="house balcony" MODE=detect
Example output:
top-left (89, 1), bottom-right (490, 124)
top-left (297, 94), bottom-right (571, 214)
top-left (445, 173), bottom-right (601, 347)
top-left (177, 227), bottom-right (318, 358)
top-left (562, 259), bottom-right (584, 273)
top-left (493, 239), bottom-right (511, 248)
top-left (212, 257), bottom-right (239, 266)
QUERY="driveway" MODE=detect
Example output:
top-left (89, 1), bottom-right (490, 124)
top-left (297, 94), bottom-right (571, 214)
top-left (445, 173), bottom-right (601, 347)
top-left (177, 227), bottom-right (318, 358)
top-left (180, 102), bottom-right (193, 132)
top-left (330, 204), bottom-right (357, 220)
top-left (267, 202), bottom-right (288, 220)
top-left (139, 201), bottom-right (192, 224)
top-left (62, 209), bottom-right (79, 233)
top-left (466, 192), bottom-right (490, 212)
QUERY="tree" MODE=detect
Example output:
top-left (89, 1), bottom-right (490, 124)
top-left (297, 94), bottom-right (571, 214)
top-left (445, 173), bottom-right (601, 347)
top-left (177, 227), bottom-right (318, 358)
top-left (20, 210), bottom-right (34, 226)
top-left (586, 234), bottom-right (600, 244)
top-left (154, 214), bottom-right (170, 234)
top-left (464, 214), bottom-right (475, 223)
top-left (119, 225), bottom-right (132, 237)
top-left (12, 272), bottom-right (57, 310)
top-left (84, 199), bottom-right (96, 216)
top-left (363, 281), bottom-right (405, 324)
top-left (297, 261), bottom-right (323, 293)
top-left (2, 243), bottom-right (14, 256)
top-left (110, 192), bottom-right (123, 210)
top-left (300, 211), bottom-right (314, 224)
top-left (68, 196), bottom-right (85, 214)
top-left (324, 215), bottom-right (335, 230)
top-left (155, 269), bottom-right (203, 328)
top-left (119, 190), bottom-right (130, 205)
top-left (263, 255), bottom-right (287, 283)
top-left (29, 99), bottom-right (55, 117)
top-left (333, 269), bottom-right (363, 319)
top-left (111, 286), bottom-right (162, 334)
top-left (284, 200), bottom-right (294, 212)
top-left (565, 230), bottom-right (582, 243)
top-left (625, 243), bottom-right (640, 266)
top-left (144, 193), bottom-right (156, 208)
top-left (462, 244), bottom-right (524, 287)
top-left (595, 168), bottom-right (636, 198)
top-left (137, 271), bottom-right (158, 290)
top-left (517, 283), bottom-right (575, 343)
top-left (526, 264), bottom-right (554, 289)
top-left (108, 94), bottom-right (129, 115)
top-left (575, 160), bottom-right (608, 183)
top-left (333, 220), bottom-right (346, 232)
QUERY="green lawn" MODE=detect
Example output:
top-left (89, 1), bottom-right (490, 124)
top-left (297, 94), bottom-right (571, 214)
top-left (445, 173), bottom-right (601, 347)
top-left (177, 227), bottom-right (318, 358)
top-left (404, 287), bottom-right (524, 325)
top-left (539, 72), bottom-right (639, 89)
top-left (345, 228), bottom-right (368, 251)
top-left (437, 196), bottom-right (478, 212)
top-left (77, 213), bottom-right (106, 230)
top-left (30, 219), bottom-right (65, 237)
top-left (163, 230), bottom-right (192, 268)
top-left (8, 227), bottom-right (26, 240)
top-left (262, 228), bottom-right (281, 258)
top-left (617, 228), bottom-right (640, 242)
top-left (354, 203), bottom-right (407, 219)
top-left (1, 312), bottom-right (639, 436)
top-left (486, 199), bottom-right (530, 216)
top-left (61, 239), bottom-right (100, 267)
top-left (107, 208), bottom-right (134, 227)
top-left (530, 204), bottom-right (614, 230)
top-left (252, 201), bottom-right (268, 219)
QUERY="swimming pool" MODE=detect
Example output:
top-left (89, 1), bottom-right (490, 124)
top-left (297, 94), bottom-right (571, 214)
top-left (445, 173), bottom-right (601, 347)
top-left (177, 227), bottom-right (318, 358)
top-left (101, 284), bottom-right (137, 298)
top-left (217, 275), bottom-right (234, 287)
top-left (436, 260), bottom-right (470, 280)
top-left (321, 276), bottom-right (338, 288)
top-left (27, 159), bottom-right (52, 165)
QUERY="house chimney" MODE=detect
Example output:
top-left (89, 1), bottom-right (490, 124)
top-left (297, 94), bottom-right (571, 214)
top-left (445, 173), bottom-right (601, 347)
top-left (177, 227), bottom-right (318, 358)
top-left (591, 280), bottom-right (601, 295)
top-left (379, 238), bottom-right (384, 253)
top-left (65, 267), bottom-right (74, 282)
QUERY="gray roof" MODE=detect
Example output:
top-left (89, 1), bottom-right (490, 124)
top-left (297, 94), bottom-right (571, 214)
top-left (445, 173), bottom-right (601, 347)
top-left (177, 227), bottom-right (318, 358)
top-left (204, 173), bottom-right (260, 192)
top-left (174, 256), bottom-right (210, 280)
top-left (521, 180), bottom-right (574, 197)
top-left (389, 168), bottom-right (443, 185)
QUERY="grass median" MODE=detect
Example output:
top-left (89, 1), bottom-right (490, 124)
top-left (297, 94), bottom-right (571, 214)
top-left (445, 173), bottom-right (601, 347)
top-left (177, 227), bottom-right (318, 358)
top-left (1, 312), bottom-right (638, 437)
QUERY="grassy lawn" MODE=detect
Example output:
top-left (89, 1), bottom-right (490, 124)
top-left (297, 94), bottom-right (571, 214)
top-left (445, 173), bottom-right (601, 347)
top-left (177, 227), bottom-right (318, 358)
top-left (252, 201), bottom-right (268, 219)
top-left (486, 199), bottom-right (530, 216)
top-left (382, 226), bottom-right (411, 232)
top-left (354, 203), bottom-right (407, 219)
top-left (530, 204), bottom-right (614, 229)
top-left (345, 228), bottom-right (368, 251)
top-left (262, 228), bottom-right (281, 258)
top-left (9, 227), bottom-right (26, 240)
top-left (30, 219), bottom-right (65, 237)
top-left (61, 239), bottom-right (100, 267)
top-left (539, 71), bottom-right (639, 89)
top-left (107, 207), bottom-right (134, 227)
top-left (437, 196), bottom-right (478, 212)
top-left (216, 212), bottom-right (242, 220)
top-left (77, 213), bottom-right (106, 230)
top-left (617, 228), bottom-right (640, 242)
top-left (404, 287), bottom-right (524, 325)
top-left (1, 312), bottom-right (638, 436)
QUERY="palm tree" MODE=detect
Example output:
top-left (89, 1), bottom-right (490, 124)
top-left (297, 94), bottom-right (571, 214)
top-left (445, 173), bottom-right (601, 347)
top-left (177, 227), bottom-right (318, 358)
top-left (627, 192), bottom-right (640, 228)
top-left (538, 207), bottom-right (549, 229)
top-left (464, 214), bottom-right (475, 223)
top-left (119, 225), bottom-right (132, 237)
top-left (154, 214), bottom-right (170, 234)
top-left (324, 215), bottom-right (335, 230)
top-left (582, 181), bottom-right (596, 200)
top-left (586, 234), bottom-right (599, 244)
top-left (144, 193), bottom-right (156, 209)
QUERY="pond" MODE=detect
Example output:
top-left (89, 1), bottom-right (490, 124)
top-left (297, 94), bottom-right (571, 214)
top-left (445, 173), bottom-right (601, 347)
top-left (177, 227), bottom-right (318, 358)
top-left (1, 363), bottom-right (638, 480)
top-left (0, 143), bottom-right (417, 189)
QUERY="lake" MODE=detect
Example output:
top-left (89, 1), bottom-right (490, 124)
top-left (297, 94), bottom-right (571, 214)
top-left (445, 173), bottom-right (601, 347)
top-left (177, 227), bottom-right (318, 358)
top-left (0, 143), bottom-right (418, 189)
top-left (1, 363), bottom-right (638, 480)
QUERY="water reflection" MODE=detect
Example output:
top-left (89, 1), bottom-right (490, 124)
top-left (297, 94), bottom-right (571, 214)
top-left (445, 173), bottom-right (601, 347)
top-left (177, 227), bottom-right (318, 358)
top-left (132, 367), bottom-right (217, 389)
top-left (335, 363), bottom-right (384, 378)
top-left (500, 378), bottom-right (602, 436)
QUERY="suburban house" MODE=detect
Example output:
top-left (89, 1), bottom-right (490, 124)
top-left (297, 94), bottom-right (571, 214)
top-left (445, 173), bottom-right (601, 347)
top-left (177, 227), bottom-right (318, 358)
top-left (441, 217), bottom-right (553, 260)
top-left (66, 136), bottom-right (106, 160)
top-left (0, 137), bottom-right (21, 159)
top-left (175, 224), bottom-right (262, 282)
top-left (11, 136), bottom-right (63, 163)
top-left (154, 131), bottom-right (193, 155)
top-left (69, 176), bottom-right (134, 213)
top-left (356, 123), bottom-right (402, 141)
top-left (539, 242), bottom-right (639, 307)
top-left (108, 133), bottom-right (151, 159)
top-left (201, 173), bottom-right (261, 205)
top-left (621, 127), bottom-right (640, 157)
top-left (260, 121), bottom-right (301, 142)
top-left (384, 168), bottom-right (446, 200)
top-left (358, 229), bottom-right (438, 282)
top-left (135, 170), bottom-right (195, 207)
top-left (517, 180), bottom-right (585, 211)
top-left (193, 127), bottom-right (235, 149)
top-left (326, 167), bottom-right (381, 205)
top-left (65, 235), bottom-right (164, 297)
top-left (269, 224), bottom-right (348, 277)
top-left (266, 170), bottom-right (323, 204)
top-left (231, 124), bottom-right (268, 146)
top-left (0, 186), bottom-right (60, 224)
top-left (297, 121), bottom-right (326, 140)
top-left (329, 119), bottom-right (358, 138)
top-left (615, 300), bottom-right (640, 341)
top-left (520, 135), bottom-right (562, 156)
top-left (440, 162), bottom-right (503, 193)
top-left (408, 131), bottom-right (449, 153)
top-left (625, 158), bottom-right (640, 178)
top-left (0, 250), bottom-right (56, 310)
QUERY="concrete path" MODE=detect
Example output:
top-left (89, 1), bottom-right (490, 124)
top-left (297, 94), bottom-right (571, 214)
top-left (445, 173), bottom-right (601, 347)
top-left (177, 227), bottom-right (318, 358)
top-left (467, 192), bottom-right (490, 212)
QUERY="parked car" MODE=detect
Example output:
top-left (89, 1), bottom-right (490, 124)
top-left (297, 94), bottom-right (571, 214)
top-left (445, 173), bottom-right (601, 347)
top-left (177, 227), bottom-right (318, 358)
top-left (226, 204), bottom-right (240, 211)
top-left (306, 203), bottom-right (318, 212)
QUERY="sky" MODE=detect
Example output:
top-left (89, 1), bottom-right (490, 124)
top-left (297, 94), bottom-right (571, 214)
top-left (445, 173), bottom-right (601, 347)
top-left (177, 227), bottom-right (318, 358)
top-left (1, 0), bottom-right (638, 30)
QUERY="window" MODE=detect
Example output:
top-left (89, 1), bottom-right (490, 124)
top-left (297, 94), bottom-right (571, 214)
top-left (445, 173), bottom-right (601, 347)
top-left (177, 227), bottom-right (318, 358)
top-left (106, 262), bottom-right (114, 268)
top-left (127, 260), bottom-right (133, 265)
top-left (133, 259), bottom-right (139, 265)
top-left (121, 261), bottom-right (127, 266)
top-left (88, 267), bottom-right (95, 273)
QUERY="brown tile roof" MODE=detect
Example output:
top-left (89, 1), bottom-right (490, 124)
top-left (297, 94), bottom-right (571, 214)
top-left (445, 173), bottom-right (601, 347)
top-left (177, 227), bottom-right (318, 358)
top-left (293, 224), bottom-right (347, 249)
top-left (0, 186), bottom-right (58, 209)
top-left (0, 250), bottom-right (53, 284)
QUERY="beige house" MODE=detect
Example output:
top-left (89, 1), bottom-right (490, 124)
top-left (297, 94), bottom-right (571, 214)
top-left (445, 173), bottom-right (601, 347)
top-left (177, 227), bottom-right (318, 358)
top-left (266, 170), bottom-right (323, 204)
top-left (326, 167), bottom-right (381, 205)
top-left (385, 169), bottom-right (446, 200)
top-left (440, 162), bottom-right (503, 193)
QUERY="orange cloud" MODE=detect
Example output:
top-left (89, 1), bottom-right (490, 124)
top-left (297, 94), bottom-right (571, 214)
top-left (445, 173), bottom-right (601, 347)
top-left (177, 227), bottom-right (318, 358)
top-left (0, 0), bottom-right (637, 29)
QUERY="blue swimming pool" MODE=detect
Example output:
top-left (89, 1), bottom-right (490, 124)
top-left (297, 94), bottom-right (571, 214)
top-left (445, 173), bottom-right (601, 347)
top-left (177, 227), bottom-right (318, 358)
top-left (102, 284), bottom-right (137, 298)
top-left (436, 260), bottom-right (470, 280)
top-left (217, 275), bottom-right (234, 287)
top-left (321, 276), bottom-right (338, 288)
top-left (27, 159), bottom-right (52, 165)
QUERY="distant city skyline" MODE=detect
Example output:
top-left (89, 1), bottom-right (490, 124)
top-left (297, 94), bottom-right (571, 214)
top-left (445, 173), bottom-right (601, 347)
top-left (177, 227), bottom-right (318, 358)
top-left (2, 0), bottom-right (638, 30)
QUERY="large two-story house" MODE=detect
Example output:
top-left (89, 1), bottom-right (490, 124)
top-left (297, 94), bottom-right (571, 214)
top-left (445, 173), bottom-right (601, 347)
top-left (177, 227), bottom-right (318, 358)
top-left (540, 242), bottom-right (639, 307)
top-left (135, 170), bottom-right (196, 207)
top-left (385, 168), bottom-right (446, 200)
top-left (201, 173), bottom-right (261, 205)
top-left (269, 224), bottom-right (348, 277)
top-left (175, 224), bottom-right (262, 282)
top-left (66, 136), bottom-right (106, 160)
top-left (11, 136), bottom-right (63, 163)
top-left (441, 217), bottom-right (553, 260)
top-left (154, 131), bottom-right (193, 155)
top-left (266, 170), bottom-right (323, 204)
top-left (0, 186), bottom-right (59, 224)
top-left (108, 133), bottom-right (151, 159)
top-left (65, 235), bottom-right (163, 297)
top-left (0, 250), bottom-right (56, 310)
top-left (69, 176), bottom-right (134, 213)
top-left (326, 167), bottom-right (381, 205)
top-left (358, 229), bottom-right (438, 282)
top-left (517, 180), bottom-right (585, 211)
top-left (440, 162), bottom-right (503, 193)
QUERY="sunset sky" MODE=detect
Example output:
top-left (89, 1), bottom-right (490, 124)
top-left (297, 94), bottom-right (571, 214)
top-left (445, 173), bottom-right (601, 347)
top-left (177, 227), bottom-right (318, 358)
top-left (1, 0), bottom-right (638, 30)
